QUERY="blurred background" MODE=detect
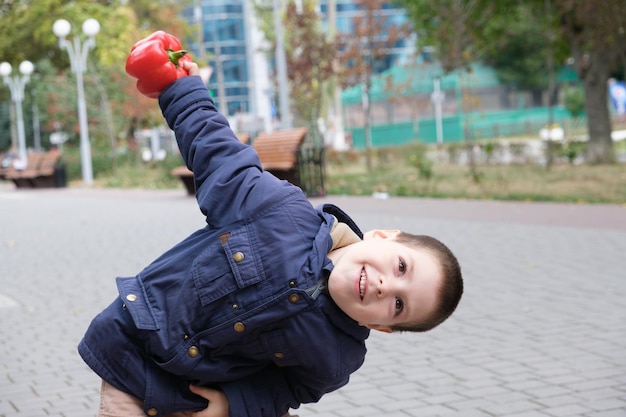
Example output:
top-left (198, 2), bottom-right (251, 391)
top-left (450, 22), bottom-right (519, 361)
top-left (0, 0), bottom-right (624, 202)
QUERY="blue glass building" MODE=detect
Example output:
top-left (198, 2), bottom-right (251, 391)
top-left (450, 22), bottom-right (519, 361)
top-left (181, 1), bottom-right (269, 126)
top-left (317, 0), bottom-right (414, 67)
top-left (182, 0), bottom-right (412, 135)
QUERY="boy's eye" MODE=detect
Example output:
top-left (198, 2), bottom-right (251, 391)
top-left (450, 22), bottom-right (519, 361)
top-left (398, 258), bottom-right (406, 275)
top-left (395, 297), bottom-right (404, 314)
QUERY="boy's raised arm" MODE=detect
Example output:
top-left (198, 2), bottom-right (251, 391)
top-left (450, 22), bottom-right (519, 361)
top-left (158, 73), bottom-right (253, 179)
top-left (157, 72), bottom-right (292, 227)
top-left (124, 32), bottom-right (299, 226)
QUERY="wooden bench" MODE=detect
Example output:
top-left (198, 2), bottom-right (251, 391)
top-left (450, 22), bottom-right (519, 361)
top-left (0, 152), bottom-right (10, 180)
top-left (32, 151), bottom-right (64, 188)
top-left (252, 127), bottom-right (308, 188)
top-left (4, 151), bottom-right (63, 188)
top-left (3, 153), bottom-right (45, 188)
top-left (172, 133), bottom-right (251, 195)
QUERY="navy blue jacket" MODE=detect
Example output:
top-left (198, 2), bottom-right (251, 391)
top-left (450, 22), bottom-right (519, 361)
top-left (78, 76), bottom-right (369, 417)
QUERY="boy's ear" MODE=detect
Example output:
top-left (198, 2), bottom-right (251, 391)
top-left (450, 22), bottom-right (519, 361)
top-left (363, 229), bottom-right (401, 240)
top-left (365, 323), bottom-right (393, 333)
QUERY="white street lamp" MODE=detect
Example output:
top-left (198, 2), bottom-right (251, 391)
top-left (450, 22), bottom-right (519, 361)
top-left (1, 60), bottom-right (34, 164)
top-left (53, 18), bottom-right (100, 185)
top-left (272, 0), bottom-right (292, 129)
top-left (431, 77), bottom-right (445, 145)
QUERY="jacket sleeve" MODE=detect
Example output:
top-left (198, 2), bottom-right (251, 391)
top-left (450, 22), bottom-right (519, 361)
top-left (219, 365), bottom-right (350, 417)
top-left (158, 76), bottom-right (296, 228)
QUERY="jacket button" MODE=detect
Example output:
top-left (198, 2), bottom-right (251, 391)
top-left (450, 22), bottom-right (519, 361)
top-left (288, 294), bottom-right (300, 303)
top-left (187, 346), bottom-right (199, 358)
top-left (147, 408), bottom-right (158, 416)
top-left (126, 294), bottom-right (137, 302)
top-left (233, 322), bottom-right (245, 333)
top-left (274, 352), bottom-right (285, 359)
top-left (289, 280), bottom-right (296, 287)
top-left (233, 252), bottom-right (245, 263)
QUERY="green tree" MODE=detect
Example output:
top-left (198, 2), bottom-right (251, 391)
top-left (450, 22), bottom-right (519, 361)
top-left (395, 0), bottom-right (490, 179)
top-left (338, 0), bottom-right (411, 171)
top-left (481, 2), bottom-right (566, 106)
top-left (254, 0), bottom-right (337, 138)
top-left (396, 0), bottom-right (499, 72)
top-left (283, 1), bottom-right (336, 135)
top-left (0, 0), bottom-right (189, 174)
top-left (0, 0), bottom-right (121, 153)
top-left (555, 0), bottom-right (622, 163)
top-left (397, 0), bottom-right (621, 163)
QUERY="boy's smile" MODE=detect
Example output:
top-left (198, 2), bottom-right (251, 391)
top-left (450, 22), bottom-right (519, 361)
top-left (327, 229), bottom-right (442, 332)
top-left (359, 267), bottom-right (366, 300)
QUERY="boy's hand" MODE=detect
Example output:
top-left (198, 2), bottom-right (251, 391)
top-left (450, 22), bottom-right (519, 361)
top-left (182, 61), bottom-right (199, 76)
top-left (189, 385), bottom-right (229, 417)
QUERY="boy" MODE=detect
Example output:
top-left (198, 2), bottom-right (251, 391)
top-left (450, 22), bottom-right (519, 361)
top-left (78, 61), bottom-right (463, 417)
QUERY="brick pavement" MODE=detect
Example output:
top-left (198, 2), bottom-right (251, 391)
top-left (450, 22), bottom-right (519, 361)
top-left (1, 186), bottom-right (624, 417)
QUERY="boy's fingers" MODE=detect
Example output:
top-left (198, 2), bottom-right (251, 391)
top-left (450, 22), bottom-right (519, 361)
top-left (189, 385), bottom-right (229, 417)
top-left (189, 384), bottom-right (213, 399)
top-left (182, 60), bottom-right (199, 76)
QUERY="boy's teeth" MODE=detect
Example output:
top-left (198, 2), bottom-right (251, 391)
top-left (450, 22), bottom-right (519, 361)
top-left (359, 269), bottom-right (366, 299)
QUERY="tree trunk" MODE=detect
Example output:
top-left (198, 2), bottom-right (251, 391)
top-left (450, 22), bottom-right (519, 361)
top-left (577, 49), bottom-right (616, 163)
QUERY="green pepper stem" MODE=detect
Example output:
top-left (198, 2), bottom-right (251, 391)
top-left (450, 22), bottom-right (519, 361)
top-left (167, 49), bottom-right (188, 66)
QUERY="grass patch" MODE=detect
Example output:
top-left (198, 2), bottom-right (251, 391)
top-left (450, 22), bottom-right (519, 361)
top-left (63, 142), bottom-right (625, 205)
top-left (325, 145), bottom-right (626, 204)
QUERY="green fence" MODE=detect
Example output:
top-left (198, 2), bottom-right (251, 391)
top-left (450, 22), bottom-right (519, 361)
top-left (347, 107), bottom-right (577, 148)
top-left (346, 121), bottom-right (417, 148)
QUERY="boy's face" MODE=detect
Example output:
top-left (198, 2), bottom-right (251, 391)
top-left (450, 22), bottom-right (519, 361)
top-left (327, 230), bottom-right (442, 332)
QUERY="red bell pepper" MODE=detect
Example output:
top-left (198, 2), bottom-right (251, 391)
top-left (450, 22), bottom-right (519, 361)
top-left (125, 30), bottom-right (192, 98)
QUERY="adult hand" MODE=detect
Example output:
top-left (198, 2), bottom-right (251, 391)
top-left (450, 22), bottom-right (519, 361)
top-left (189, 385), bottom-right (229, 417)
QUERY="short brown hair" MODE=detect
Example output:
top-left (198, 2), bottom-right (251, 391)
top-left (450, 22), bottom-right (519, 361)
top-left (390, 232), bottom-right (463, 332)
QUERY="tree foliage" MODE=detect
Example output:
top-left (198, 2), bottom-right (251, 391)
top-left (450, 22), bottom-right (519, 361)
top-left (483, 3), bottom-right (550, 91)
top-left (338, 0), bottom-right (411, 86)
top-left (338, 0), bottom-right (411, 171)
top-left (397, 0), bottom-right (497, 72)
top-left (254, 0), bottom-right (338, 134)
top-left (254, 0), bottom-right (410, 157)
top-left (555, 0), bottom-right (624, 162)
top-left (396, 0), bottom-right (623, 163)
top-left (283, 1), bottom-right (337, 131)
top-left (0, 0), bottom-right (190, 163)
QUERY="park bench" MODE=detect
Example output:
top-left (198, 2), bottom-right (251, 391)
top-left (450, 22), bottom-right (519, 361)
top-left (252, 127), bottom-right (308, 189)
top-left (171, 129), bottom-right (325, 196)
top-left (3, 153), bottom-right (45, 188)
top-left (3, 151), bottom-right (64, 188)
top-left (0, 152), bottom-right (9, 180)
top-left (171, 133), bottom-right (251, 195)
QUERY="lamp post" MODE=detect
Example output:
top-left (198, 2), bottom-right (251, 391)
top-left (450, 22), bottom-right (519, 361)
top-left (273, 0), bottom-right (292, 129)
top-left (431, 77), bottom-right (445, 144)
top-left (53, 18), bottom-right (100, 185)
top-left (0, 60), bottom-right (34, 165)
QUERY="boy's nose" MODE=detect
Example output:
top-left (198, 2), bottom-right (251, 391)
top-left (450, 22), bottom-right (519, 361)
top-left (376, 275), bottom-right (386, 297)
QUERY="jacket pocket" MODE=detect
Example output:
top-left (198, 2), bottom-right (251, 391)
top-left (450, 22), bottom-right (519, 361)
top-left (191, 225), bottom-right (265, 306)
top-left (260, 328), bottom-right (299, 367)
top-left (116, 276), bottom-right (159, 330)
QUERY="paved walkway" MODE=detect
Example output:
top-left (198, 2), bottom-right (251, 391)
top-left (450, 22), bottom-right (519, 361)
top-left (1, 186), bottom-right (624, 417)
